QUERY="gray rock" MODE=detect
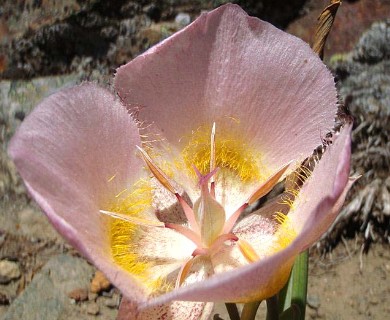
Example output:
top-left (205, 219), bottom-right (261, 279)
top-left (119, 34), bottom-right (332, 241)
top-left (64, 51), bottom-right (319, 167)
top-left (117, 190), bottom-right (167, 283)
top-left (0, 75), bottom-right (82, 147)
top-left (0, 261), bottom-right (20, 284)
top-left (175, 13), bottom-right (191, 27)
top-left (2, 254), bottom-right (93, 320)
top-left (0, 75), bottom-right (83, 204)
top-left (104, 293), bottom-right (120, 309)
top-left (307, 294), bottom-right (321, 309)
top-left (17, 207), bottom-right (62, 242)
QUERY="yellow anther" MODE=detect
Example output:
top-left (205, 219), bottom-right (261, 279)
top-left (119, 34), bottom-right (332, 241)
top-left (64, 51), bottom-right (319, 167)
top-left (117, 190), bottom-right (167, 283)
top-left (238, 239), bottom-right (260, 263)
top-left (100, 210), bottom-right (164, 227)
top-left (136, 146), bottom-right (176, 194)
top-left (176, 258), bottom-right (195, 288)
top-left (247, 162), bottom-right (291, 205)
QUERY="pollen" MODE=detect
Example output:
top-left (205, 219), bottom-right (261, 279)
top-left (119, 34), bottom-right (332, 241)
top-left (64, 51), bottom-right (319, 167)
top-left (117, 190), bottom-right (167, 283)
top-left (108, 179), bottom-right (168, 292)
top-left (272, 212), bottom-right (297, 252)
top-left (181, 124), bottom-right (265, 182)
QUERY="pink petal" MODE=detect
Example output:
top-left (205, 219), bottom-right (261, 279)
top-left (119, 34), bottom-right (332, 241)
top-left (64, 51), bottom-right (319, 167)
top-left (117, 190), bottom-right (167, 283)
top-left (115, 4), bottom-right (337, 175)
top-left (118, 299), bottom-right (213, 320)
top-left (289, 123), bottom-right (354, 249)
top-left (134, 226), bottom-right (197, 280)
top-left (8, 83), bottom-right (147, 302)
top-left (211, 214), bottom-right (277, 274)
top-left (138, 124), bottom-right (352, 306)
top-left (119, 256), bottom-right (214, 319)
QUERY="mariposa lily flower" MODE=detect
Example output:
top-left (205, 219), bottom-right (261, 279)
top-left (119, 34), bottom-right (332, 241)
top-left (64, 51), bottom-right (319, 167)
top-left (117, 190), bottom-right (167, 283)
top-left (9, 4), bottom-right (353, 320)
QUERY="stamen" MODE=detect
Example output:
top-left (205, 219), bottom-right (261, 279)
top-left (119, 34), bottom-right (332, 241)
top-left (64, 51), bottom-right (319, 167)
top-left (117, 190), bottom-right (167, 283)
top-left (247, 161), bottom-right (291, 205)
top-left (165, 223), bottom-right (203, 248)
top-left (192, 247), bottom-right (208, 256)
top-left (100, 210), bottom-right (164, 227)
top-left (222, 203), bottom-right (248, 234)
top-left (191, 233), bottom-right (238, 257)
top-left (136, 146), bottom-right (176, 194)
top-left (208, 233), bottom-right (238, 253)
top-left (175, 258), bottom-right (194, 288)
top-left (137, 146), bottom-right (200, 233)
top-left (238, 239), bottom-right (260, 263)
top-left (223, 163), bottom-right (291, 234)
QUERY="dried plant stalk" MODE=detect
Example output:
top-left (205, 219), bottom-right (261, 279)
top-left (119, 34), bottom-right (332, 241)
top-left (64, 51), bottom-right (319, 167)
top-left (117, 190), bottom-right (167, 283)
top-left (312, 0), bottom-right (342, 59)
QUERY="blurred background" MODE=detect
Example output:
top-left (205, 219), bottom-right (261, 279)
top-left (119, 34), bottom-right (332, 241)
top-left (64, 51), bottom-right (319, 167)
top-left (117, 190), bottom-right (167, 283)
top-left (0, 1), bottom-right (389, 319)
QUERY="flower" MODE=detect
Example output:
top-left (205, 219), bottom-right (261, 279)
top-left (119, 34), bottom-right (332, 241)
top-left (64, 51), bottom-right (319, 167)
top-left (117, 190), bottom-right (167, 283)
top-left (8, 4), bottom-right (353, 320)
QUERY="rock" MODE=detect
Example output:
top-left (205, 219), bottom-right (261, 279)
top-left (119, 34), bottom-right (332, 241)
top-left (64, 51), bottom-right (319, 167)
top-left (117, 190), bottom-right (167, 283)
top-left (17, 207), bottom-right (62, 242)
top-left (86, 302), bottom-right (100, 315)
top-left (104, 295), bottom-right (120, 309)
top-left (357, 297), bottom-right (369, 315)
top-left (0, 260), bottom-right (21, 284)
top-left (3, 254), bottom-right (93, 319)
top-left (0, 75), bottom-right (82, 144)
top-left (175, 13), bottom-right (191, 27)
top-left (67, 288), bottom-right (89, 302)
top-left (307, 294), bottom-right (321, 309)
top-left (0, 75), bottom-right (84, 204)
top-left (0, 291), bottom-right (10, 305)
top-left (88, 292), bottom-right (98, 302)
top-left (90, 271), bottom-right (111, 294)
top-left (369, 296), bottom-right (380, 305)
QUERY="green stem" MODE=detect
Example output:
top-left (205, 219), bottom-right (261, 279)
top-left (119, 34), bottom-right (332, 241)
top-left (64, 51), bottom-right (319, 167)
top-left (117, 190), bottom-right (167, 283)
top-left (225, 303), bottom-right (240, 320)
top-left (290, 251), bottom-right (308, 320)
top-left (240, 301), bottom-right (261, 320)
top-left (266, 295), bottom-right (279, 320)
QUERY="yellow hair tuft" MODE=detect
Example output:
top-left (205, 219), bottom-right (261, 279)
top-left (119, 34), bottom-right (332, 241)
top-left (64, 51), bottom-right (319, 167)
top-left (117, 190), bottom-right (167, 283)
top-left (108, 179), bottom-right (170, 293)
top-left (272, 212), bottom-right (297, 252)
top-left (180, 124), bottom-right (266, 182)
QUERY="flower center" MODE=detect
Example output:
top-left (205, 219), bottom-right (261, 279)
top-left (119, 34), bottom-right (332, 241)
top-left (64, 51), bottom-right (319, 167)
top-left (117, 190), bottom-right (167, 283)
top-left (135, 123), bottom-right (242, 254)
top-left (102, 122), bottom-right (293, 292)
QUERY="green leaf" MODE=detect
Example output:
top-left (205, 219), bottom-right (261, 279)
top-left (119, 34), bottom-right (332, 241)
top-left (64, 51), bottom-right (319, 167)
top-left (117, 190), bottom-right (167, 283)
top-left (279, 305), bottom-right (301, 320)
top-left (278, 251), bottom-right (308, 319)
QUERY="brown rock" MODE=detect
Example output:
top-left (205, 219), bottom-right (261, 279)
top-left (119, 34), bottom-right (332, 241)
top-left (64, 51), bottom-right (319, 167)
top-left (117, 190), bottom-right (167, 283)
top-left (67, 288), bottom-right (88, 302)
top-left (86, 302), bottom-right (100, 315)
top-left (88, 292), bottom-right (98, 301)
top-left (0, 260), bottom-right (21, 284)
top-left (90, 270), bottom-right (111, 294)
top-left (0, 292), bottom-right (10, 305)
